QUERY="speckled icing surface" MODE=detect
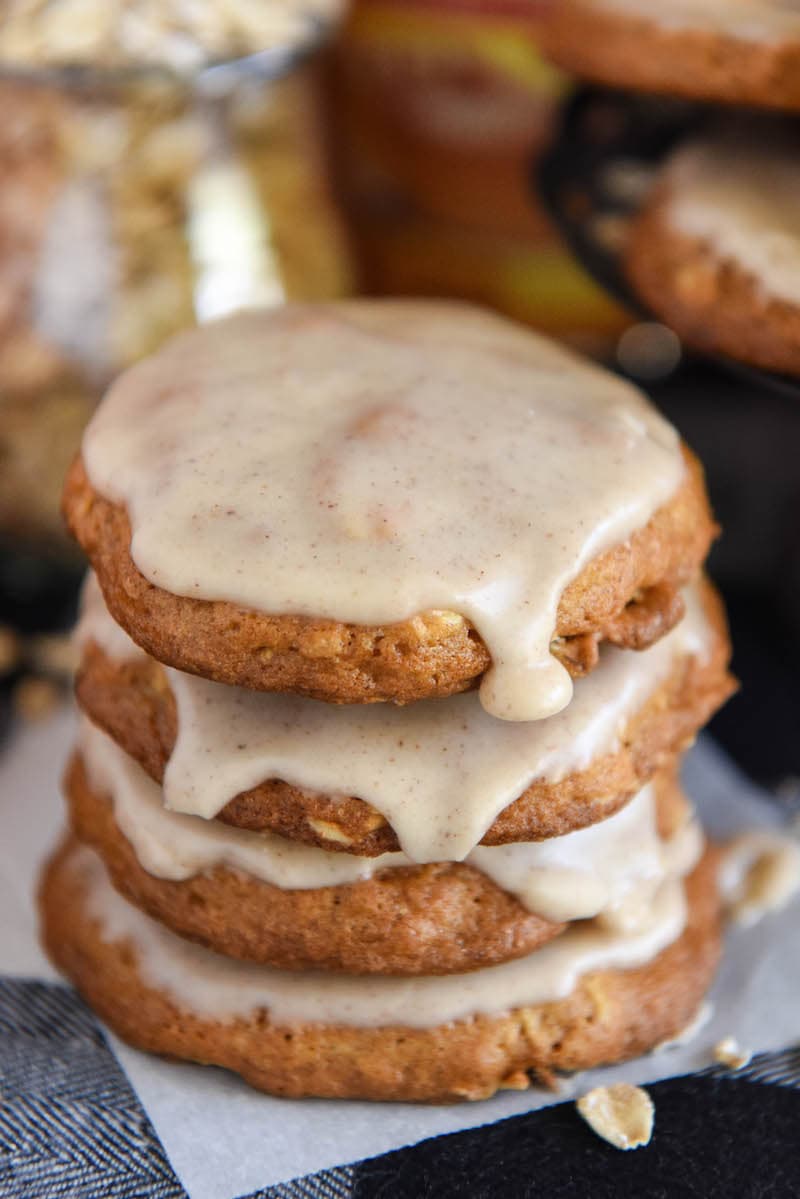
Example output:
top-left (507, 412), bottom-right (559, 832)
top-left (79, 574), bottom-right (712, 863)
top-left (82, 304), bottom-right (684, 722)
top-left (81, 718), bottom-right (702, 925)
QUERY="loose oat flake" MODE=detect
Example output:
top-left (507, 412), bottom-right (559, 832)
top-left (576, 1083), bottom-right (654, 1151)
top-left (713, 1037), bottom-right (752, 1070)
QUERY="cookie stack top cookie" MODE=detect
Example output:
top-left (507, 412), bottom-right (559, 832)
top-left (64, 301), bottom-right (715, 717)
top-left (48, 300), bottom-right (734, 1101)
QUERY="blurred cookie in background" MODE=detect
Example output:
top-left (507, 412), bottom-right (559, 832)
top-left (626, 127), bottom-right (800, 377)
top-left (541, 0), bottom-right (800, 112)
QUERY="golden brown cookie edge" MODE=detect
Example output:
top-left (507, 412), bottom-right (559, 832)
top-left (63, 447), bottom-right (716, 702)
top-left (39, 837), bottom-right (723, 1103)
top-left (64, 752), bottom-right (567, 975)
top-left (626, 191), bottom-right (800, 378)
top-left (74, 575), bottom-right (734, 854)
top-left (541, 1), bottom-right (800, 112)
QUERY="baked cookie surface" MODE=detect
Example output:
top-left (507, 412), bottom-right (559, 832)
top-left (626, 136), bottom-right (800, 376)
top-left (64, 302), bottom-right (710, 720)
top-left (64, 449), bottom-right (713, 708)
top-left (65, 745), bottom-right (698, 974)
top-left (65, 751), bottom-right (563, 975)
top-left (75, 577), bottom-right (734, 855)
top-left (39, 839), bottom-right (722, 1103)
top-left (542, 0), bottom-right (800, 112)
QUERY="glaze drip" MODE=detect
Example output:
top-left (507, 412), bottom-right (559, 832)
top-left (78, 844), bottom-right (689, 1027)
top-left (79, 574), bottom-right (713, 863)
top-left (80, 717), bottom-right (702, 925)
top-left (82, 303), bottom-right (684, 721)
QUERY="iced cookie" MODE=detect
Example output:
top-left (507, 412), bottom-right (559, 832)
top-left (66, 722), bottom-right (699, 974)
top-left (542, 0), bottom-right (800, 112)
top-left (75, 573), bottom-right (734, 855)
top-left (626, 134), bottom-right (800, 376)
top-left (40, 839), bottom-right (722, 1103)
top-left (63, 302), bottom-right (716, 721)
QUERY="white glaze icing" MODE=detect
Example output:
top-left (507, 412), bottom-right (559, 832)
top-left (76, 572), bottom-right (142, 662)
top-left (82, 303), bottom-right (684, 722)
top-left (76, 843), bottom-right (689, 1027)
top-left (665, 137), bottom-right (800, 307)
top-left (84, 574), bottom-right (712, 859)
top-left (469, 793), bottom-right (702, 927)
top-left (81, 716), bottom-right (406, 889)
top-left (588, 0), bottom-right (800, 43)
top-left (79, 717), bottom-right (702, 924)
top-left (78, 574), bottom-right (713, 863)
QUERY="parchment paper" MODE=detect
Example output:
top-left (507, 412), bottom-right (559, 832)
top-left (3, 707), bottom-right (798, 1197)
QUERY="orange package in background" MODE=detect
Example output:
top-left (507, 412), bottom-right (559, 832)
top-left (326, 0), bottom-right (628, 352)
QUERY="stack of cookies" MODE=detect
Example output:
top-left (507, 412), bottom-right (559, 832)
top-left (42, 301), bottom-right (735, 1102)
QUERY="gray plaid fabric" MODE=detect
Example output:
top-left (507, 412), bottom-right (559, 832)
top-left (1, 977), bottom-right (796, 1198)
top-left (0, 980), bottom-right (353, 1199)
top-left (0, 980), bottom-right (179, 1198)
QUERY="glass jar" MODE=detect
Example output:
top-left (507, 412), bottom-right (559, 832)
top-left (0, 48), bottom-right (354, 562)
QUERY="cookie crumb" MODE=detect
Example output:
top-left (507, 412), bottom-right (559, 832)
top-left (713, 1037), bottom-right (752, 1070)
top-left (721, 833), bottom-right (800, 927)
top-left (577, 1083), bottom-right (654, 1150)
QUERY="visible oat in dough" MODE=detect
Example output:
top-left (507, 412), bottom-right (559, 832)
top-left (577, 1083), bottom-right (655, 1150)
top-left (74, 578), bottom-right (734, 854)
top-left (40, 840), bottom-right (723, 1103)
top-left (62, 444), bottom-right (716, 705)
